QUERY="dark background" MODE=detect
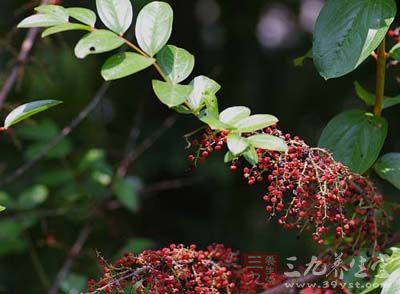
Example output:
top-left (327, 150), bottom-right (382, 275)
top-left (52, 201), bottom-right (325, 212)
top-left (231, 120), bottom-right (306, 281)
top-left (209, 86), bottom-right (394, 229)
top-left (0, 0), bottom-right (399, 293)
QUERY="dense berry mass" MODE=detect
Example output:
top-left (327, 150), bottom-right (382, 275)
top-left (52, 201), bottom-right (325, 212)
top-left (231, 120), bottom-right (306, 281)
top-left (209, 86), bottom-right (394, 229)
top-left (88, 244), bottom-right (261, 294)
top-left (188, 126), bottom-right (391, 256)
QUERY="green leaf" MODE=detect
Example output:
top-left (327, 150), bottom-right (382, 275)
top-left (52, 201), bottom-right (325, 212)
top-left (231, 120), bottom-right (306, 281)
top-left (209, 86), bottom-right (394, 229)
top-left (0, 191), bottom-right (12, 209)
top-left (187, 76), bottom-right (221, 110)
top-left (313, 0), bottom-right (396, 79)
top-left (74, 30), bottom-right (124, 59)
top-left (247, 134), bottom-right (288, 152)
top-left (4, 100), bottom-right (62, 129)
top-left (354, 81), bottom-right (400, 109)
top-left (112, 177), bottom-right (142, 212)
top-left (224, 151), bottom-right (235, 163)
top-left (152, 80), bottom-right (193, 107)
top-left (243, 147), bottom-right (258, 165)
top-left (135, 1), bottom-right (173, 56)
top-left (96, 0), bottom-right (133, 35)
top-left (293, 49), bottom-right (312, 67)
top-left (24, 138), bottom-right (72, 160)
top-left (227, 133), bottom-right (249, 155)
top-left (67, 7), bottom-right (97, 27)
top-left (234, 114), bottom-right (278, 133)
top-left (42, 23), bottom-right (92, 38)
top-left (16, 119), bottom-right (58, 141)
top-left (35, 5), bottom-right (69, 20)
top-left (0, 220), bottom-right (26, 256)
top-left (374, 153), bottom-right (400, 190)
top-left (157, 45), bottom-right (195, 83)
top-left (318, 110), bottom-right (388, 174)
top-left (219, 106), bottom-right (251, 125)
top-left (389, 43), bottom-right (400, 61)
top-left (101, 52), bottom-right (155, 80)
top-left (354, 81), bottom-right (374, 106)
top-left (17, 185), bottom-right (49, 210)
top-left (17, 14), bottom-right (68, 28)
top-left (0, 206), bottom-right (5, 212)
top-left (199, 112), bottom-right (230, 130)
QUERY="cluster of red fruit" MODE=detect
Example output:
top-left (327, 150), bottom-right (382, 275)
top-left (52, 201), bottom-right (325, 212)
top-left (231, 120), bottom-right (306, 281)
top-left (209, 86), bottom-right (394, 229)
top-left (388, 28), bottom-right (400, 44)
top-left (188, 126), bottom-right (390, 255)
top-left (87, 244), bottom-right (261, 294)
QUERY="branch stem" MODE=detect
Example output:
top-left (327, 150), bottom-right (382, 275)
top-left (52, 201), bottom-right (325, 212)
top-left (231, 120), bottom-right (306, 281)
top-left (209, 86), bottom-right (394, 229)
top-left (374, 39), bottom-right (386, 117)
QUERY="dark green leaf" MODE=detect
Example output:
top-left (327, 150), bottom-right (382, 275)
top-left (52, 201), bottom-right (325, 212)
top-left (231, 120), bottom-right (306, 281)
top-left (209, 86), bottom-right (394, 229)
top-left (389, 43), bottom-right (400, 61)
top-left (67, 7), bottom-right (97, 27)
top-left (374, 153), bottom-right (400, 190)
top-left (17, 185), bottom-right (49, 210)
top-left (313, 0), bottom-right (396, 79)
top-left (157, 45), bottom-right (195, 83)
top-left (247, 134), bottom-right (288, 152)
top-left (4, 100), bottom-right (62, 129)
top-left (96, 0), bottom-right (133, 35)
top-left (319, 110), bottom-right (388, 174)
top-left (24, 138), bottom-right (72, 160)
top-left (42, 23), bottom-right (92, 38)
top-left (74, 30), bottom-right (125, 59)
top-left (152, 80), bottom-right (193, 107)
top-left (354, 81), bottom-right (374, 106)
top-left (101, 52), bottom-right (155, 80)
top-left (16, 119), bottom-right (58, 141)
top-left (112, 177), bottom-right (142, 212)
top-left (0, 220), bottom-right (26, 256)
top-left (135, 1), bottom-right (173, 56)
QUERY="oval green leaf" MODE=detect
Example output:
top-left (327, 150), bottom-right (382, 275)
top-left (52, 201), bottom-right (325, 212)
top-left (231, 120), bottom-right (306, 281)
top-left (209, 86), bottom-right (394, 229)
top-left (227, 134), bottom-right (249, 155)
top-left (243, 146), bottom-right (259, 165)
top-left (234, 114), bottom-right (278, 133)
top-left (374, 153), bottom-right (400, 190)
top-left (157, 45), bottom-right (195, 83)
top-left (152, 80), bottom-right (193, 107)
top-left (0, 206), bottom-right (5, 212)
top-left (74, 30), bottom-right (124, 59)
top-left (318, 110), bottom-right (388, 174)
top-left (17, 14), bottom-right (68, 28)
top-left (219, 106), bottom-right (251, 125)
top-left (42, 23), bottom-right (92, 38)
top-left (135, 1), bottom-right (173, 56)
top-left (112, 177), bottom-right (141, 212)
top-left (96, 0), bottom-right (133, 35)
top-left (247, 134), bottom-right (288, 152)
top-left (313, 0), bottom-right (396, 79)
top-left (17, 185), bottom-right (48, 210)
top-left (4, 100), bottom-right (62, 129)
top-left (67, 7), bottom-right (97, 27)
top-left (101, 52), bottom-right (155, 81)
top-left (35, 5), bottom-right (69, 20)
top-left (187, 76), bottom-right (221, 110)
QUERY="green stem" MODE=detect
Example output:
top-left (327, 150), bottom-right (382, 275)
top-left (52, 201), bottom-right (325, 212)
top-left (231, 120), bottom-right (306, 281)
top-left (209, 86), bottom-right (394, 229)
top-left (374, 39), bottom-right (386, 117)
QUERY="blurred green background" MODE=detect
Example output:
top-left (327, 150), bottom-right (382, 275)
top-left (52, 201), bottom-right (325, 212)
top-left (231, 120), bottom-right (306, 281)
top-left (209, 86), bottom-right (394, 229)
top-left (0, 0), bottom-right (400, 293)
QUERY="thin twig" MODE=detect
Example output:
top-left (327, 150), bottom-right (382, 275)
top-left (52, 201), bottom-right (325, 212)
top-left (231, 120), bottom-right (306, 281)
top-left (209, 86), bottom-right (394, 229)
top-left (0, 0), bottom-right (49, 109)
top-left (48, 224), bottom-right (92, 294)
top-left (0, 82), bottom-right (111, 187)
top-left (116, 115), bottom-right (177, 177)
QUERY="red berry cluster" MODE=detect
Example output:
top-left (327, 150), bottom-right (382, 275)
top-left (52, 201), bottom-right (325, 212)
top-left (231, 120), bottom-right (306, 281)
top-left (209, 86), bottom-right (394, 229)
top-left (187, 129), bottom-right (228, 164)
top-left (188, 126), bottom-right (391, 256)
top-left (88, 244), bottom-right (260, 294)
top-left (388, 28), bottom-right (400, 44)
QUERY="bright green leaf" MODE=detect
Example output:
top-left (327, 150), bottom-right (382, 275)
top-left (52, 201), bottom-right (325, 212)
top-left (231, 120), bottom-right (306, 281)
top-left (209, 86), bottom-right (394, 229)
top-left (74, 30), bottom-right (124, 59)
top-left (224, 151), bottom-right (235, 163)
top-left (0, 206), bottom-right (5, 212)
top-left (101, 52), bottom-right (155, 81)
top-left (234, 114), bottom-right (278, 133)
top-left (187, 76), bottom-right (221, 110)
top-left (35, 5), bottom-right (69, 20)
top-left (374, 153), bottom-right (400, 190)
top-left (157, 45), bottom-right (195, 83)
top-left (17, 185), bottom-right (49, 210)
top-left (135, 1), bottom-right (173, 56)
top-left (319, 110), bottom-right (388, 174)
top-left (247, 134), bottom-right (288, 152)
top-left (96, 0), bottom-right (133, 35)
top-left (4, 100), bottom-right (62, 129)
top-left (112, 177), bottom-right (142, 212)
top-left (42, 23), bottom-right (92, 38)
top-left (313, 0), bottom-right (396, 79)
top-left (219, 106), bottom-right (251, 125)
top-left (243, 146), bottom-right (258, 165)
top-left (227, 133), bottom-right (249, 155)
top-left (202, 93), bottom-right (219, 118)
top-left (199, 112), bottom-right (230, 130)
top-left (382, 268), bottom-right (400, 294)
top-left (17, 14), bottom-right (67, 28)
top-left (67, 7), bottom-right (97, 27)
top-left (389, 43), bottom-right (400, 61)
top-left (152, 80), bottom-right (193, 107)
